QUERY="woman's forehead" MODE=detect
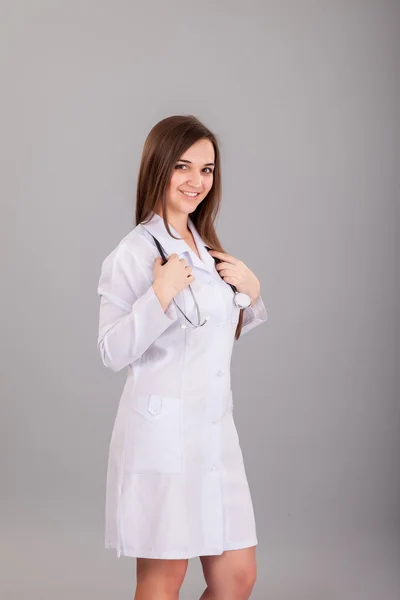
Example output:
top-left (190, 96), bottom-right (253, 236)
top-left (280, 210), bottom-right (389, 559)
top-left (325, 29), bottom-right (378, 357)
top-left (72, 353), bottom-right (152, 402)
top-left (179, 139), bottom-right (215, 163)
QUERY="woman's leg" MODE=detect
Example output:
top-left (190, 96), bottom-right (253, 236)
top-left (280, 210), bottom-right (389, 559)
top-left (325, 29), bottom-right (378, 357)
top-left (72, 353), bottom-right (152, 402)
top-left (134, 557), bottom-right (189, 600)
top-left (199, 546), bottom-right (257, 600)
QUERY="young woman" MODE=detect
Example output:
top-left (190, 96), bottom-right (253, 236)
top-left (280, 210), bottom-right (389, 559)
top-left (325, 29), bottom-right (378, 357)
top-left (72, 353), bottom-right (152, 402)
top-left (97, 115), bottom-right (268, 599)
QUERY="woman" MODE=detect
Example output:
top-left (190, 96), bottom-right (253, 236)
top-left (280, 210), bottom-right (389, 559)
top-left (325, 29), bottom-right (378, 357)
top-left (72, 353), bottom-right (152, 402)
top-left (97, 115), bottom-right (268, 599)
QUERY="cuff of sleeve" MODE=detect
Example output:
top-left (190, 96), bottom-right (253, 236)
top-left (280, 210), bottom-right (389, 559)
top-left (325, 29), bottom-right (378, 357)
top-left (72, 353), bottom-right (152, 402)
top-left (240, 294), bottom-right (268, 335)
top-left (248, 294), bottom-right (268, 321)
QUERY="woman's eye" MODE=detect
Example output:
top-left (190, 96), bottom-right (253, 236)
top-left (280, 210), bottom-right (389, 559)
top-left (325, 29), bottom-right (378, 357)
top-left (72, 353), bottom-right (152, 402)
top-left (175, 164), bottom-right (214, 173)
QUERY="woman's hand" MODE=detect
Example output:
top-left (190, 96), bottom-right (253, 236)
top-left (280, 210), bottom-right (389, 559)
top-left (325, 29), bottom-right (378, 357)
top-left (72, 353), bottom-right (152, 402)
top-left (208, 250), bottom-right (261, 305)
top-left (152, 254), bottom-right (194, 310)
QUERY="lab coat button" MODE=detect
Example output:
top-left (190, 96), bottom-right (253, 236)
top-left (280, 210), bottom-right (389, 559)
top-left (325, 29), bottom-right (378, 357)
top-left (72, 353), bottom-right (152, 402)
top-left (148, 396), bottom-right (162, 415)
top-left (211, 465), bottom-right (218, 471)
top-left (216, 369), bottom-right (224, 377)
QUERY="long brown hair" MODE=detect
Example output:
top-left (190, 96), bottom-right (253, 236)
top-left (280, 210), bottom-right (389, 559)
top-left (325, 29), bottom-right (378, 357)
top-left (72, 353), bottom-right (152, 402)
top-left (135, 114), bottom-right (244, 339)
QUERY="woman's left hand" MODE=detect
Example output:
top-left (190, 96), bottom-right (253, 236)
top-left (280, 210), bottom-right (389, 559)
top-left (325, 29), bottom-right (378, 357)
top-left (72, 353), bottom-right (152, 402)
top-left (208, 250), bottom-right (261, 304)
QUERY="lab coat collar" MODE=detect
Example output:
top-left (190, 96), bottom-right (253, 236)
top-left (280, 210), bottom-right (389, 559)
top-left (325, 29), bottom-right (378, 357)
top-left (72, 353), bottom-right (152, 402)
top-left (140, 211), bottom-right (217, 274)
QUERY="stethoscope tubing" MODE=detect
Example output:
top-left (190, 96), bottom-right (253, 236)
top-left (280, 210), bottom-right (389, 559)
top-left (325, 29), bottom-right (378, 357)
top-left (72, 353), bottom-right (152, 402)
top-left (150, 233), bottom-right (247, 329)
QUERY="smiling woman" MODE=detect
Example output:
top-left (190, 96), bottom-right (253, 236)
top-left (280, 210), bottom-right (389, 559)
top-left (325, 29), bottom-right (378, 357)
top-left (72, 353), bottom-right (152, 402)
top-left (97, 114), bottom-right (268, 599)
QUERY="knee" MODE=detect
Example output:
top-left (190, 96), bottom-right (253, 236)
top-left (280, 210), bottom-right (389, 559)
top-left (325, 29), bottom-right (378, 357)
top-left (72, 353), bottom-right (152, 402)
top-left (161, 562), bottom-right (188, 593)
top-left (136, 558), bottom-right (188, 596)
top-left (232, 563), bottom-right (257, 597)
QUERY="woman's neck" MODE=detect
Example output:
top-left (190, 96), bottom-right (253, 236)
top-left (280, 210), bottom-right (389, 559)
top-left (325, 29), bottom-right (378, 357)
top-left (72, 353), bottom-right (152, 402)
top-left (154, 208), bottom-right (191, 239)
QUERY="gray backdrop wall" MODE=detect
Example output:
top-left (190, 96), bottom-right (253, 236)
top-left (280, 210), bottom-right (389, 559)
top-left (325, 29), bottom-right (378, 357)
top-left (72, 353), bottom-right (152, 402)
top-left (1, 1), bottom-right (399, 598)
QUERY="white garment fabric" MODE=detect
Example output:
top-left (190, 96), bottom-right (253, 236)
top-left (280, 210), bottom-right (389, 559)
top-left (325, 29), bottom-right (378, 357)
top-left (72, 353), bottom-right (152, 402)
top-left (97, 211), bottom-right (268, 559)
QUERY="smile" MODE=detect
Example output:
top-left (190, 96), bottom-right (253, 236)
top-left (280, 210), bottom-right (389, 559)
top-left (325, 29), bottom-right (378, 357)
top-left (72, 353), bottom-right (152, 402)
top-left (180, 191), bottom-right (200, 198)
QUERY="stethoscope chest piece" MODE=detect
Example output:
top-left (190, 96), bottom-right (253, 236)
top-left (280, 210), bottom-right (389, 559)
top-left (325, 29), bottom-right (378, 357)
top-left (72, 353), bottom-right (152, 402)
top-left (233, 291), bottom-right (252, 308)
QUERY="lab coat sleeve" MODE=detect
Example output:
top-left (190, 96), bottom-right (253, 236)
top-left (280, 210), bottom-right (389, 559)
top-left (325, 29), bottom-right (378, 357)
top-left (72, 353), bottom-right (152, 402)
top-left (240, 294), bottom-right (268, 336)
top-left (97, 244), bottom-right (178, 372)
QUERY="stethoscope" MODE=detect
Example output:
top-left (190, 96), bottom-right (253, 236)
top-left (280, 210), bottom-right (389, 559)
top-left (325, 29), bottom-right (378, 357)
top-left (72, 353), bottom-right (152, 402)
top-left (150, 233), bottom-right (252, 329)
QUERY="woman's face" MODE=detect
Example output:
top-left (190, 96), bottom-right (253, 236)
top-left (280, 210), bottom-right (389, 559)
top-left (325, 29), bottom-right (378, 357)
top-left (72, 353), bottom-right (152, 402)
top-left (165, 138), bottom-right (215, 217)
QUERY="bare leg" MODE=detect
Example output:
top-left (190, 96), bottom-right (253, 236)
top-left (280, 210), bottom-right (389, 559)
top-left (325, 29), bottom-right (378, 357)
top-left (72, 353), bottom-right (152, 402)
top-left (134, 557), bottom-right (188, 600)
top-left (199, 546), bottom-right (257, 600)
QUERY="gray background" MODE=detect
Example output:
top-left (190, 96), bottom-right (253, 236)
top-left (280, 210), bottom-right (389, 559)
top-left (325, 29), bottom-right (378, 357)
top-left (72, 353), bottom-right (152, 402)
top-left (1, 1), bottom-right (399, 598)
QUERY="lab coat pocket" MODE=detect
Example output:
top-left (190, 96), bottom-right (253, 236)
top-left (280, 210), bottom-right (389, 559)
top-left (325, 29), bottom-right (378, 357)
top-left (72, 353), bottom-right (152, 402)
top-left (125, 394), bottom-right (183, 474)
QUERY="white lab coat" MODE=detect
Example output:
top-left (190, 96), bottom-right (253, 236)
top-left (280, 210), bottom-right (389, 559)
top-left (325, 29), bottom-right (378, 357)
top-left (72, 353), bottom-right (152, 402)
top-left (97, 211), bottom-right (268, 559)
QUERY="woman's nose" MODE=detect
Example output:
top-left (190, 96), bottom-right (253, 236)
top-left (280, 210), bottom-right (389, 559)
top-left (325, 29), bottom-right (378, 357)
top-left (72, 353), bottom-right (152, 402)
top-left (187, 172), bottom-right (203, 188)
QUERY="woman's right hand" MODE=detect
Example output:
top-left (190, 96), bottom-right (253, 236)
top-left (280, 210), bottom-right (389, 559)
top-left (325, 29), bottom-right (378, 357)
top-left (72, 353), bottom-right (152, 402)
top-left (152, 254), bottom-right (194, 311)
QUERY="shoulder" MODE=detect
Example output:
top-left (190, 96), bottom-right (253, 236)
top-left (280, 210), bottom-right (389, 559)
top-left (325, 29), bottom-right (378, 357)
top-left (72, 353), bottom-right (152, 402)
top-left (99, 223), bottom-right (158, 273)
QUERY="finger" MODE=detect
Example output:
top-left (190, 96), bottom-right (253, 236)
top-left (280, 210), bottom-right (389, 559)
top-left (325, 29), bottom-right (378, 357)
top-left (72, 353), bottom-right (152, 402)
top-left (215, 261), bottom-right (238, 270)
top-left (219, 271), bottom-right (242, 282)
top-left (179, 257), bottom-right (188, 266)
top-left (223, 275), bottom-right (240, 285)
top-left (209, 250), bottom-right (237, 264)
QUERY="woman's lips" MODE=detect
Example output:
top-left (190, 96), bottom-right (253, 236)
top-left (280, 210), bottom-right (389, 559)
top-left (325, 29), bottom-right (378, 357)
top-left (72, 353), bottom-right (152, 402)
top-left (180, 190), bottom-right (200, 198)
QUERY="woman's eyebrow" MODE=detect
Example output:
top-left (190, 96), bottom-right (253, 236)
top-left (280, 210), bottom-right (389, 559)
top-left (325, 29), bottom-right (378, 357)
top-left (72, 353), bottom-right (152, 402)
top-left (177, 159), bottom-right (215, 166)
